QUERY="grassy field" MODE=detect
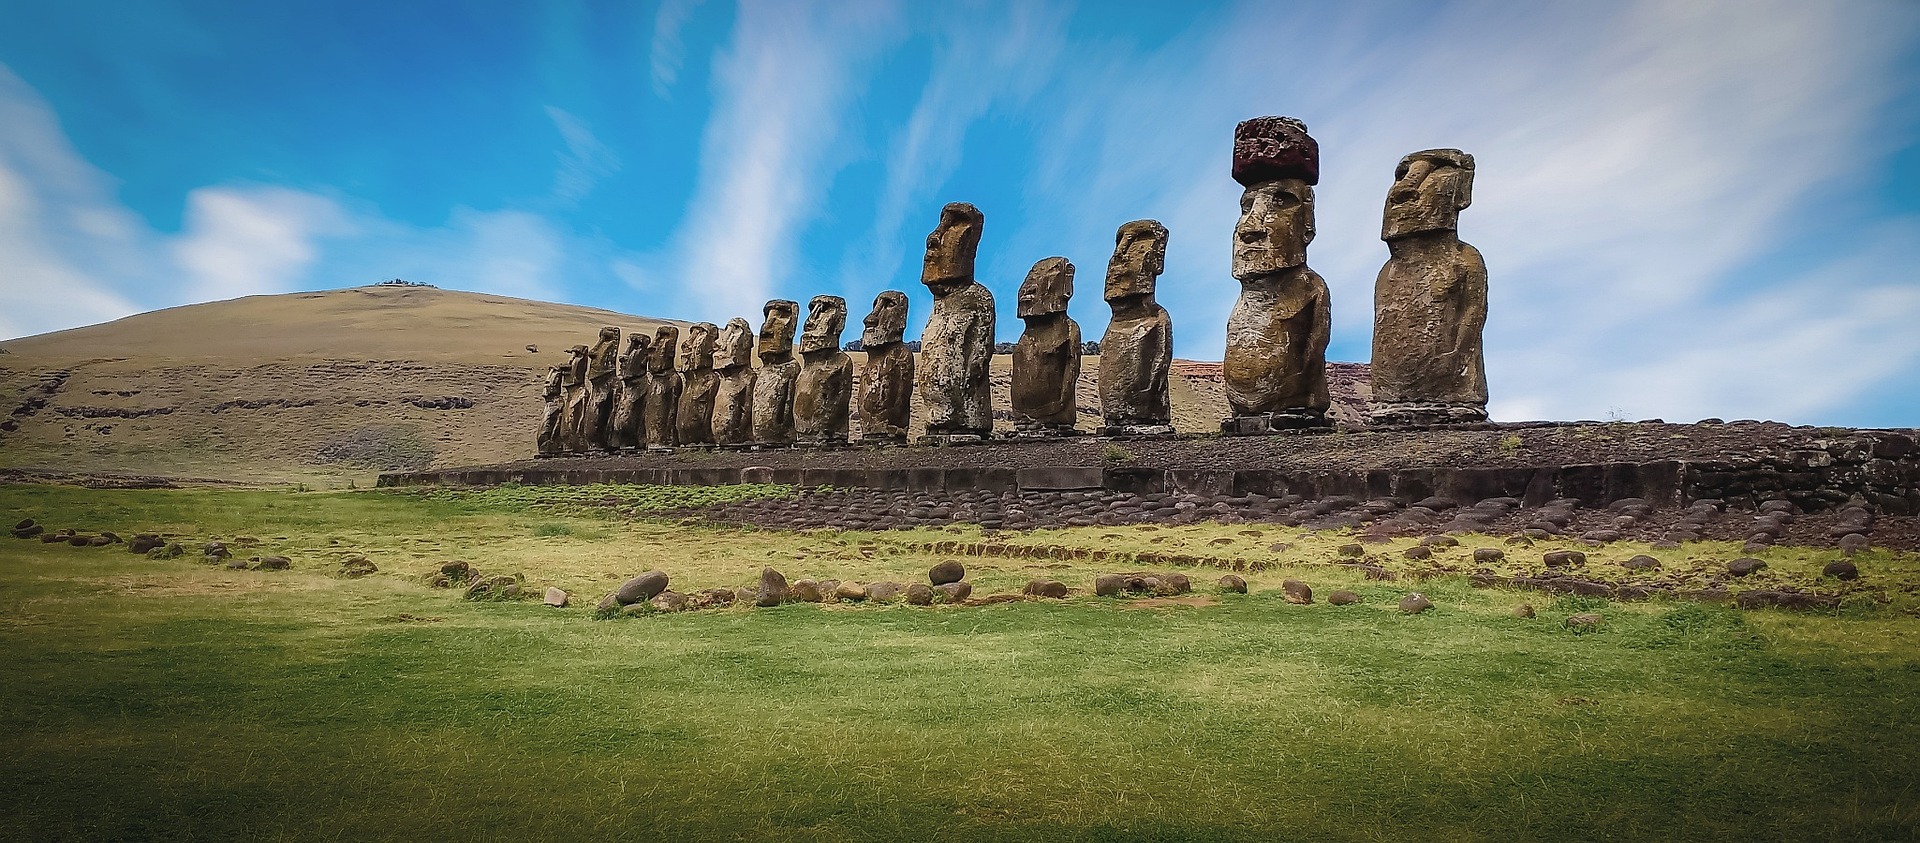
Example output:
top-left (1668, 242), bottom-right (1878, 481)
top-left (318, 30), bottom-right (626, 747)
top-left (2, 483), bottom-right (1917, 841)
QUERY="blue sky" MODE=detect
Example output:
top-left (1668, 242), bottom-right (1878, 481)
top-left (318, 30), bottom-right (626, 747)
top-left (2, 0), bottom-right (1918, 426)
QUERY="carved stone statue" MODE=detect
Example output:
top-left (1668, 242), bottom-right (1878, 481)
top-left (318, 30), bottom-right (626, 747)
top-left (537, 364), bottom-right (565, 455)
top-left (607, 333), bottom-right (649, 450)
top-left (915, 202), bottom-right (995, 441)
top-left (751, 299), bottom-right (800, 446)
top-left (1011, 257), bottom-right (1081, 436)
top-left (676, 322), bottom-right (719, 446)
top-left (584, 326), bottom-right (621, 449)
top-left (1098, 220), bottom-right (1174, 436)
top-left (793, 296), bottom-right (852, 447)
top-left (857, 291), bottom-right (914, 444)
top-left (711, 317), bottom-right (757, 447)
top-left (1222, 116), bottom-right (1332, 433)
top-left (642, 325), bottom-right (681, 448)
top-left (1371, 148), bottom-right (1488, 426)
top-left (560, 344), bottom-right (590, 453)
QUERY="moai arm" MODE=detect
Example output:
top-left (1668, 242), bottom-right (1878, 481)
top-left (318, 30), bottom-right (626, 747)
top-left (966, 305), bottom-right (995, 385)
top-left (1308, 278), bottom-right (1331, 375)
top-left (1143, 313), bottom-right (1172, 403)
top-left (1450, 244), bottom-right (1489, 362)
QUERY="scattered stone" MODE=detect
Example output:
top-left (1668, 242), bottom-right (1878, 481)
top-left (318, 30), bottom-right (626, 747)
top-left (596, 592), bottom-right (621, 615)
top-left (101, 531), bottom-right (121, 543)
top-left (338, 556), bottom-right (378, 578)
top-left (1095, 573), bottom-right (1125, 596)
top-left (1327, 590), bottom-right (1360, 606)
top-left (866, 581), bottom-right (904, 603)
top-left (148, 542), bottom-right (184, 559)
top-left (1622, 555), bottom-right (1661, 570)
top-left (86, 535), bottom-right (113, 547)
top-left (619, 603), bottom-right (651, 617)
top-left (1023, 579), bottom-right (1070, 599)
top-left (1282, 579), bottom-right (1314, 605)
top-left (68, 535), bottom-right (93, 547)
top-left (1420, 535), bottom-right (1459, 548)
top-left (438, 560), bottom-right (470, 579)
top-left (1838, 533), bottom-right (1870, 555)
top-left (225, 557), bottom-right (250, 570)
top-left (1511, 603), bottom-right (1535, 619)
top-left (1399, 593), bottom-right (1434, 614)
top-left (13, 519), bottom-right (31, 530)
top-left (1822, 560), bottom-right (1859, 580)
top-left (1735, 589), bottom-right (1840, 611)
top-left (905, 584), bottom-right (935, 606)
top-left (933, 582), bottom-right (973, 603)
top-left (1469, 547), bottom-right (1504, 564)
top-left (1565, 612), bottom-right (1603, 630)
top-left (1338, 544), bottom-right (1364, 557)
top-left (1217, 574), bottom-right (1247, 594)
top-left (789, 578), bottom-right (824, 603)
top-left (928, 559), bottom-right (966, 585)
top-left (1403, 545), bottom-right (1432, 560)
top-left (1542, 550), bottom-right (1586, 569)
top-left (254, 555), bottom-right (291, 571)
top-left (1727, 558), bottom-right (1767, 577)
top-left (616, 570), bottom-right (670, 605)
top-left (12, 524), bottom-right (44, 539)
top-left (128, 534), bottom-right (163, 554)
top-left (1162, 573), bottom-right (1192, 595)
top-left (543, 587), bottom-right (569, 607)
top-left (464, 574), bottom-right (517, 599)
top-left (755, 567), bottom-right (789, 607)
top-left (650, 590), bottom-right (690, 612)
top-left (835, 581), bottom-right (868, 602)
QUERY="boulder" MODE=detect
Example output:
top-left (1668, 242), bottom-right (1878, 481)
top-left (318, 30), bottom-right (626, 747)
top-left (933, 582), bottom-right (973, 603)
top-left (650, 590), bottom-right (690, 612)
top-left (905, 584), bottom-right (935, 606)
top-left (338, 556), bottom-right (379, 578)
top-left (835, 581), bottom-right (869, 602)
top-left (616, 570), bottom-right (671, 605)
top-left (1398, 593), bottom-right (1433, 614)
top-left (1822, 560), bottom-right (1859, 580)
top-left (1622, 555), bottom-right (1661, 570)
top-left (13, 518), bottom-right (31, 530)
top-left (1094, 573), bottom-right (1126, 596)
top-left (101, 531), bottom-right (121, 543)
top-left (148, 542), bottom-right (184, 559)
top-left (1542, 550), bottom-right (1586, 569)
top-left (1402, 545), bottom-right (1432, 560)
top-left (255, 555), bottom-right (291, 571)
top-left (543, 587), bottom-right (570, 607)
top-left (128, 534), bottom-right (164, 554)
top-left (87, 535), bottom-right (114, 547)
top-left (1727, 558), bottom-right (1767, 577)
top-left (68, 535), bottom-right (94, 547)
top-left (1472, 548), bottom-right (1505, 564)
top-left (1511, 603), bottom-right (1535, 619)
top-left (1837, 533), bottom-right (1870, 555)
top-left (595, 591), bottom-right (621, 615)
top-left (866, 581), bottom-right (904, 603)
top-left (224, 557), bottom-right (250, 570)
top-left (1337, 544), bottom-right (1364, 557)
top-left (1162, 573), bottom-right (1192, 594)
top-left (1326, 590), bottom-right (1360, 606)
top-left (755, 567), bottom-right (789, 607)
top-left (438, 560), bottom-right (469, 579)
top-left (1281, 579), bottom-right (1313, 605)
top-left (928, 560), bottom-right (966, 585)
top-left (464, 574), bottom-right (517, 599)
top-left (734, 586), bottom-right (756, 604)
top-left (1565, 612), bottom-right (1603, 630)
top-left (619, 602), bottom-right (651, 617)
top-left (1420, 535), bottom-right (1459, 548)
top-left (690, 588), bottom-right (737, 609)
top-left (789, 579), bottom-right (824, 603)
top-left (1216, 574), bottom-right (1247, 594)
top-left (12, 524), bottom-right (44, 539)
top-left (1023, 579), bottom-right (1069, 599)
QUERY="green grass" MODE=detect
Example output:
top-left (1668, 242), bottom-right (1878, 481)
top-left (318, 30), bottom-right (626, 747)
top-left (1, 483), bottom-right (1917, 841)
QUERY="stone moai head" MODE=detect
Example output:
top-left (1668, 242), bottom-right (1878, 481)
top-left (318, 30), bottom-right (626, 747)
top-left (648, 325), bottom-right (679, 374)
top-left (681, 322), bottom-right (717, 371)
top-left (1105, 221), bottom-right (1168, 302)
top-left (597, 326), bottom-right (621, 345)
top-left (714, 317), bottom-right (755, 370)
top-left (758, 299), bottom-right (799, 361)
top-left (921, 202), bottom-right (984, 292)
top-left (1382, 148), bottom-right (1475, 240)
top-left (1017, 257), bottom-right (1074, 319)
top-left (800, 295), bottom-right (847, 353)
top-left (861, 290), bottom-right (909, 346)
top-left (1231, 116), bottom-right (1320, 280)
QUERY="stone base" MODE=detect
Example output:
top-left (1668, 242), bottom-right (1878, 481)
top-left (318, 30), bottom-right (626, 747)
top-left (676, 443), bottom-right (716, 452)
top-left (917, 433), bottom-right (990, 446)
top-left (1222, 412), bottom-right (1332, 435)
top-left (796, 436), bottom-right (850, 450)
top-left (1370, 402), bottom-right (1488, 428)
top-left (714, 442), bottom-right (754, 451)
top-left (1099, 423), bottom-right (1177, 439)
top-left (1008, 423), bottom-right (1084, 440)
top-left (859, 433), bottom-right (909, 447)
top-left (645, 445), bottom-right (677, 456)
top-left (749, 442), bottom-right (795, 452)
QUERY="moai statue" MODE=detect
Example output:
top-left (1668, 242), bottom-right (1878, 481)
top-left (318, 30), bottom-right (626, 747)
top-left (751, 299), bottom-right (801, 446)
top-left (1011, 257), bottom-right (1081, 437)
top-left (915, 202), bottom-right (995, 441)
top-left (607, 333), bottom-right (649, 450)
top-left (560, 344), bottom-right (591, 453)
top-left (793, 295), bottom-right (853, 447)
top-left (710, 317), bottom-right (757, 447)
top-left (676, 322), bottom-right (720, 446)
top-left (1221, 116), bottom-right (1332, 433)
top-left (857, 291), bottom-right (914, 445)
top-left (641, 325), bottom-right (682, 449)
top-left (536, 364), bottom-right (566, 456)
top-left (584, 326), bottom-right (621, 449)
top-left (1371, 148), bottom-right (1488, 426)
top-left (1098, 221), bottom-right (1174, 436)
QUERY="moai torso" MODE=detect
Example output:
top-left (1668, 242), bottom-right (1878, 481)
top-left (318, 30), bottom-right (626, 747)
top-left (1011, 257), bottom-right (1080, 432)
top-left (562, 346), bottom-right (591, 452)
top-left (1098, 221), bottom-right (1173, 430)
top-left (1220, 117), bottom-right (1331, 427)
top-left (916, 203), bottom-right (995, 437)
top-left (710, 318), bottom-right (757, 446)
top-left (794, 296), bottom-right (852, 445)
top-left (584, 327), bottom-right (621, 449)
top-left (641, 326), bottom-right (681, 448)
top-left (538, 366), bottom-right (565, 454)
top-left (1371, 148), bottom-right (1488, 422)
top-left (608, 334), bottom-right (648, 449)
top-left (857, 291), bottom-right (914, 442)
top-left (676, 322), bottom-right (720, 445)
top-left (751, 300), bottom-right (800, 445)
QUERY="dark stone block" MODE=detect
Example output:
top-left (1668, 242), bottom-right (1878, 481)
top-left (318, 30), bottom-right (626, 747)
top-left (1104, 468), bottom-right (1167, 495)
top-left (1169, 469), bottom-right (1234, 497)
top-left (944, 467), bottom-right (1017, 492)
top-left (1018, 467), bottom-right (1105, 491)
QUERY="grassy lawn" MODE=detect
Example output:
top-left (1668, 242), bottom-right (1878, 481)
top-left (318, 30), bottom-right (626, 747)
top-left (1, 483), bottom-right (1917, 841)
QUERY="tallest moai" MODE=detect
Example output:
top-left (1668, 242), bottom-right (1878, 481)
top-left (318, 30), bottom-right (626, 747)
top-left (1370, 149), bottom-right (1488, 426)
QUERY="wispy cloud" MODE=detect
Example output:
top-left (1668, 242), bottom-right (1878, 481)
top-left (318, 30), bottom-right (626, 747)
top-left (545, 106), bottom-right (620, 204)
top-left (649, 0), bottom-right (706, 98)
top-left (172, 186), bottom-right (351, 302)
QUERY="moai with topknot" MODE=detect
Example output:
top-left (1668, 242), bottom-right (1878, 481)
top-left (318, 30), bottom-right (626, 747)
top-left (676, 322), bottom-right (720, 446)
top-left (1221, 116), bottom-right (1332, 433)
top-left (1098, 221), bottom-right (1174, 437)
top-left (1011, 257), bottom-right (1081, 437)
top-left (1371, 149), bottom-right (1488, 426)
top-left (857, 291), bottom-right (915, 445)
top-left (710, 317), bottom-right (757, 447)
top-left (916, 202), bottom-right (995, 442)
top-left (794, 296), bottom-right (853, 447)
top-left (751, 300), bottom-right (801, 447)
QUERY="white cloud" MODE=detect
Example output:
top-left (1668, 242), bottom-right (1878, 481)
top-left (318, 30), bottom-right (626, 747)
top-left (171, 186), bottom-right (351, 303)
top-left (649, 0), bottom-right (706, 97)
top-left (545, 105), bottom-right (619, 203)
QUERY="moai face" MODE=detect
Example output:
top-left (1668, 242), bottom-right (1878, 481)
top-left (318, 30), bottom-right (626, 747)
top-left (1232, 179), bottom-right (1315, 279)
top-left (758, 299), bottom-right (798, 361)
top-left (800, 295), bottom-right (847, 353)
top-left (681, 322), bottom-right (717, 371)
top-left (1017, 257), bottom-right (1074, 318)
top-left (921, 202), bottom-right (984, 292)
top-left (1105, 220), bottom-right (1168, 301)
top-left (1382, 148), bottom-right (1475, 240)
top-left (648, 325), bottom-right (679, 374)
top-left (714, 317), bottom-right (755, 370)
top-left (861, 290), bottom-right (908, 346)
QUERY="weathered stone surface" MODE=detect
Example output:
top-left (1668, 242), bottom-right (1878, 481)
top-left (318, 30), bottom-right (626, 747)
top-left (1095, 573), bottom-right (1125, 596)
top-left (1511, 603), bottom-right (1536, 619)
top-left (917, 203), bottom-right (995, 438)
top-left (857, 291), bottom-right (914, 443)
top-left (905, 583), bottom-right (934, 605)
top-left (255, 555), bottom-right (291, 570)
top-left (752, 300), bottom-right (801, 446)
top-left (1327, 589), bottom-right (1360, 606)
top-left (755, 567), bottom-right (789, 607)
top-left (1399, 592), bottom-right (1434, 614)
top-left (794, 296), bottom-right (852, 447)
top-left (559, 344), bottom-right (590, 452)
top-left (1223, 120), bottom-right (1331, 429)
top-left (537, 363), bottom-right (568, 455)
top-left (1099, 220), bottom-right (1173, 434)
top-left (933, 582), bottom-right (973, 603)
top-left (128, 533), bottom-right (164, 554)
top-left (691, 587), bottom-right (737, 609)
top-left (642, 326), bottom-right (682, 448)
top-left (835, 581), bottom-right (869, 602)
top-left (1623, 554), bottom-right (1662, 570)
top-left (651, 590), bottom-right (690, 612)
top-left (928, 559), bottom-right (965, 586)
top-left (583, 326), bottom-right (622, 450)
top-left (866, 581), bottom-right (904, 603)
top-left (338, 556), bottom-right (378, 578)
top-left (1543, 550), bottom-right (1586, 569)
top-left (1217, 574), bottom-right (1247, 593)
top-left (1023, 578), bottom-right (1070, 599)
top-left (1565, 612), bottom-right (1603, 630)
top-left (596, 591), bottom-right (621, 615)
top-left (616, 570), bottom-right (670, 605)
top-left (1823, 559), bottom-right (1859, 580)
top-left (1472, 547), bottom-right (1505, 563)
top-left (676, 322), bottom-right (719, 446)
top-left (789, 578), bottom-right (824, 603)
top-left (711, 317), bottom-right (758, 446)
top-left (607, 333), bottom-right (648, 450)
top-left (1163, 573), bottom-right (1192, 594)
top-left (543, 587), bottom-right (569, 607)
top-left (1727, 558), bottom-right (1767, 577)
top-left (1282, 579), bottom-right (1313, 604)
top-left (1011, 257), bottom-right (1081, 435)
top-left (1371, 149), bottom-right (1487, 426)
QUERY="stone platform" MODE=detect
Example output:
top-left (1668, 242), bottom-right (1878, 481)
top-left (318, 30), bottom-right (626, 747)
top-left (379, 421), bottom-right (1920, 515)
